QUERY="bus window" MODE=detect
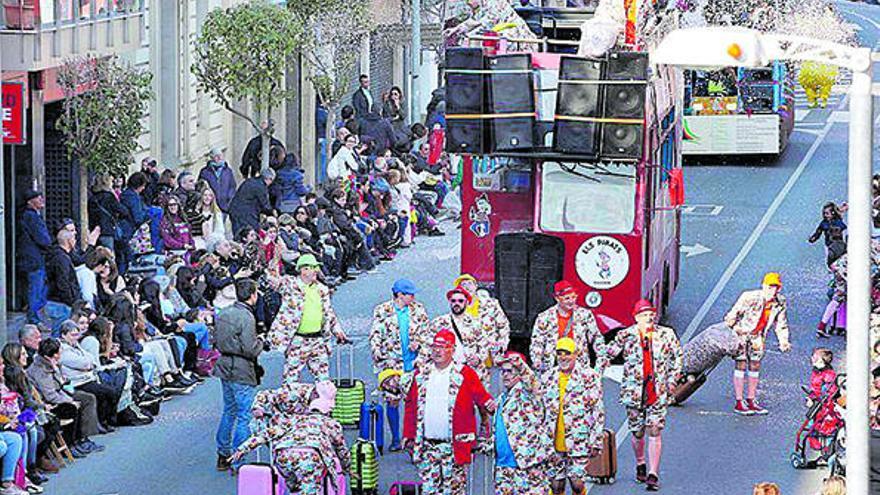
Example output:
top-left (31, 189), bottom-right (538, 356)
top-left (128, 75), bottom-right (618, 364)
top-left (540, 162), bottom-right (636, 234)
top-left (472, 156), bottom-right (532, 194)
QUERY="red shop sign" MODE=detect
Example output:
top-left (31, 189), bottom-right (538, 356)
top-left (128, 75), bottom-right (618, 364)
top-left (2, 82), bottom-right (26, 145)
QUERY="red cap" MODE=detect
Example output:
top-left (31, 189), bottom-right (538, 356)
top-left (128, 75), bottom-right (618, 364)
top-left (433, 329), bottom-right (456, 348)
top-left (554, 280), bottom-right (577, 298)
top-left (632, 299), bottom-right (657, 317)
top-left (497, 350), bottom-right (528, 366)
top-left (446, 287), bottom-right (473, 304)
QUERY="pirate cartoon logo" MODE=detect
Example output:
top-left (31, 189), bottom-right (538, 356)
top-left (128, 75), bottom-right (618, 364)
top-left (469, 193), bottom-right (492, 238)
top-left (597, 250), bottom-right (613, 280)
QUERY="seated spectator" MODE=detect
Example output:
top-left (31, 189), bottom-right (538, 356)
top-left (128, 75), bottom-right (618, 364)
top-left (270, 152), bottom-right (310, 215)
top-left (192, 184), bottom-right (225, 250)
top-left (2, 343), bottom-right (60, 479)
top-left (45, 230), bottom-right (82, 334)
top-left (140, 278), bottom-right (211, 374)
top-left (327, 133), bottom-right (361, 184)
top-left (27, 338), bottom-right (104, 459)
top-left (328, 189), bottom-right (376, 273)
top-left (0, 356), bottom-right (39, 494)
top-left (359, 111), bottom-right (397, 155)
top-left (331, 126), bottom-right (351, 158)
top-left (18, 326), bottom-right (41, 368)
top-left (159, 197), bottom-right (195, 255)
top-left (58, 320), bottom-right (122, 431)
top-left (277, 215), bottom-right (301, 256)
top-left (95, 258), bottom-right (124, 316)
top-left (79, 248), bottom-right (113, 311)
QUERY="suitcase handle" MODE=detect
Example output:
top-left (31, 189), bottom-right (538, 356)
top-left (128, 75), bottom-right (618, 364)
top-left (335, 342), bottom-right (355, 381)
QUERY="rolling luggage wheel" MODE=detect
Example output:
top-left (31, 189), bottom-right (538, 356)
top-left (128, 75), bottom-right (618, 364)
top-left (790, 452), bottom-right (806, 469)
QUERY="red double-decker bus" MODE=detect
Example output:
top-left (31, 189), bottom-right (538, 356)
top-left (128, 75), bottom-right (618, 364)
top-left (453, 9), bottom-right (684, 349)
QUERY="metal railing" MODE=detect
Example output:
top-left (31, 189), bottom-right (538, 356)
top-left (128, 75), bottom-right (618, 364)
top-left (0, 0), bottom-right (145, 31)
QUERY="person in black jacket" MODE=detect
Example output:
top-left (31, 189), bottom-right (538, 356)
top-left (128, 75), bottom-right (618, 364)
top-left (45, 229), bottom-right (82, 335)
top-left (269, 153), bottom-right (311, 214)
top-left (352, 74), bottom-right (377, 118)
top-left (229, 168), bottom-right (276, 235)
top-left (88, 174), bottom-right (128, 252)
top-left (140, 158), bottom-right (160, 207)
top-left (359, 111), bottom-right (397, 155)
top-left (19, 190), bottom-right (52, 324)
top-left (328, 188), bottom-right (376, 272)
top-left (240, 122), bottom-right (284, 179)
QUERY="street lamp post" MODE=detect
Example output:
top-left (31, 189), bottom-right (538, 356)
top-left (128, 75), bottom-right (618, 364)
top-left (653, 26), bottom-right (874, 494)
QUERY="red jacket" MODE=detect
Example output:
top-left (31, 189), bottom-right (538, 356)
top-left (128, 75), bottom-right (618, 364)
top-left (403, 363), bottom-right (492, 465)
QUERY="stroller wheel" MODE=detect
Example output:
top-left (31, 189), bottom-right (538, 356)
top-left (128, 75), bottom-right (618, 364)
top-left (790, 452), bottom-right (806, 469)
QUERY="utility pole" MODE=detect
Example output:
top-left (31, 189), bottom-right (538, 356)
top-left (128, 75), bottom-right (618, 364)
top-left (0, 41), bottom-right (8, 345)
top-left (410, 0), bottom-right (421, 124)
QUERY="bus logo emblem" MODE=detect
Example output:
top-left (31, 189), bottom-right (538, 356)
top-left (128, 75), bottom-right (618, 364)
top-left (575, 236), bottom-right (630, 290)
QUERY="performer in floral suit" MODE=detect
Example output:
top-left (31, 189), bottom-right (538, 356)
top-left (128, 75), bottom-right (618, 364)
top-left (454, 274), bottom-right (511, 367)
top-left (231, 382), bottom-right (350, 493)
top-left (267, 254), bottom-right (349, 383)
top-left (723, 272), bottom-right (791, 416)
top-left (541, 337), bottom-right (605, 495)
top-left (493, 351), bottom-right (553, 495)
top-left (248, 382), bottom-right (315, 436)
top-left (430, 288), bottom-right (486, 382)
top-left (607, 300), bottom-right (682, 492)
top-left (530, 280), bottom-right (610, 373)
top-left (403, 329), bottom-right (495, 495)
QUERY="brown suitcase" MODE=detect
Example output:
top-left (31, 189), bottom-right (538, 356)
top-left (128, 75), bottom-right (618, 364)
top-left (672, 371), bottom-right (709, 405)
top-left (586, 429), bottom-right (617, 484)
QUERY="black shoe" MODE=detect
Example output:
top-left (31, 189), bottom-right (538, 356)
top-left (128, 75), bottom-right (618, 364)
top-left (177, 375), bottom-right (197, 387)
top-left (646, 474), bottom-right (660, 491)
top-left (427, 228), bottom-right (446, 237)
top-left (216, 454), bottom-right (231, 472)
top-left (70, 446), bottom-right (88, 459)
top-left (636, 463), bottom-right (647, 483)
top-left (27, 471), bottom-right (49, 485)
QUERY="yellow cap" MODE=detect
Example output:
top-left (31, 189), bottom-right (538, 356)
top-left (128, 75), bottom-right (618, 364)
top-left (453, 274), bottom-right (477, 288)
top-left (762, 272), bottom-right (782, 287)
top-left (556, 337), bottom-right (577, 354)
top-left (378, 369), bottom-right (402, 387)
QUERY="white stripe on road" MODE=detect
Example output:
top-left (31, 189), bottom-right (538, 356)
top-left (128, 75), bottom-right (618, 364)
top-left (585, 95), bottom-right (846, 493)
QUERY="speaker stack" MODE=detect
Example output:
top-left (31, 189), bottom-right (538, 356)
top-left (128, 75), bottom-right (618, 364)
top-left (553, 51), bottom-right (649, 160)
top-left (445, 48), bottom-right (536, 154)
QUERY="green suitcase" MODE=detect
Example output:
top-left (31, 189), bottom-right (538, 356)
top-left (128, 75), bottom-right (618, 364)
top-left (350, 439), bottom-right (379, 494)
top-left (331, 344), bottom-right (365, 427)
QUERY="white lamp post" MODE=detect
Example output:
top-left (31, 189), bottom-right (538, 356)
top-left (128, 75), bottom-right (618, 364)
top-left (653, 27), bottom-right (874, 495)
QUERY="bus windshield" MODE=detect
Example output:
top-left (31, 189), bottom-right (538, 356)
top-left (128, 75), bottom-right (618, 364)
top-left (539, 162), bottom-right (637, 234)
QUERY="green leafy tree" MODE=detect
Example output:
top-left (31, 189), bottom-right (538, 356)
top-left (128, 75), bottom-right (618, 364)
top-left (290, 0), bottom-right (371, 168)
top-left (57, 54), bottom-right (153, 177)
top-left (192, 0), bottom-right (302, 170)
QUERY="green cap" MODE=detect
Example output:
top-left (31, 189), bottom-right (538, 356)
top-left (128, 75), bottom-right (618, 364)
top-left (296, 253), bottom-right (322, 270)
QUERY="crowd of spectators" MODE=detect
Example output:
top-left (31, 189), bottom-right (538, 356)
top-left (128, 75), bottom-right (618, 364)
top-left (10, 72), bottom-right (452, 493)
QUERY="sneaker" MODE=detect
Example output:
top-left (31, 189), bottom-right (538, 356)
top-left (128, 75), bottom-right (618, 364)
top-left (25, 480), bottom-right (43, 494)
top-left (646, 474), bottom-right (660, 491)
top-left (734, 400), bottom-right (754, 416)
top-left (81, 440), bottom-right (104, 453)
top-left (69, 446), bottom-right (88, 459)
top-left (747, 400), bottom-right (768, 415)
top-left (636, 463), bottom-right (647, 483)
top-left (216, 454), bottom-right (231, 472)
top-left (0, 484), bottom-right (28, 495)
top-left (27, 472), bottom-right (48, 485)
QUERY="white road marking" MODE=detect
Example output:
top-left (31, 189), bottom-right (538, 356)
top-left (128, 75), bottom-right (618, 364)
top-left (585, 94), bottom-right (847, 493)
top-left (681, 243), bottom-right (713, 258)
top-left (681, 204), bottom-right (724, 216)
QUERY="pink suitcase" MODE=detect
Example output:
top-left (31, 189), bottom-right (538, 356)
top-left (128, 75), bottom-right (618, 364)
top-left (237, 463), bottom-right (287, 495)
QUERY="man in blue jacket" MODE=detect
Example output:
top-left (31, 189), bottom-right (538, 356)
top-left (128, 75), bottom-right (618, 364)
top-left (118, 172), bottom-right (150, 272)
top-left (198, 148), bottom-right (237, 220)
top-left (18, 190), bottom-right (52, 323)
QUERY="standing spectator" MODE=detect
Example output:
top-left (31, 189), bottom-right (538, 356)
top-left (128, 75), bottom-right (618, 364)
top-left (402, 329), bottom-right (495, 495)
top-left (607, 300), bottom-right (682, 491)
top-left (530, 281), bottom-right (609, 374)
top-left (214, 278), bottom-right (263, 471)
top-left (352, 74), bottom-right (377, 118)
top-left (382, 86), bottom-right (407, 132)
top-left (360, 111), bottom-right (398, 155)
top-left (198, 148), bottom-right (237, 220)
top-left (229, 168), bottom-right (276, 235)
top-left (270, 152), bottom-right (311, 214)
top-left (19, 190), bottom-right (52, 324)
top-left (542, 338), bottom-right (604, 495)
top-left (45, 230), bottom-right (82, 334)
top-left (159, 197), bottom-right (195, 254)
top-left (118, 172), bottom-right (150, 272)
top-left (140, 157), bottom-right (160, 206)
top-left (493, 351), bottom-right (553, 495)
top-left (327, 134), bottom-right (361, 183)
top-left (240, 121), bottom-right (284, 179)
top-left (88, 174), bottom-right (127, 252)
top-left (724, 272), bottom-right (791, 416)
top-left (369, 279), bottom-right (431, 451)
top-left (336, 105), bottom-right (356, 130)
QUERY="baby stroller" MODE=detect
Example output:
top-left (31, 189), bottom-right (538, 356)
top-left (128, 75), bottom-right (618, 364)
top-left (791, 373), bottom-right (846, 471)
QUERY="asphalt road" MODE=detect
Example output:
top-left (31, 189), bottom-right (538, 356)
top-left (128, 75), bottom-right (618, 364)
top-left (41, 4), bottom-right (880, 495)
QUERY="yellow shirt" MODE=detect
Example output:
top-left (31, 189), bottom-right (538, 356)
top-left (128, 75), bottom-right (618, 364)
top-left (297, 284), bottom-right (324, 335)
top-left (555, 372), bottom-right (570, 452)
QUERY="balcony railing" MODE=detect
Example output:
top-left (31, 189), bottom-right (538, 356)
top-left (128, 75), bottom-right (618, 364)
top-left (1, 0), bottom-right (145, 31)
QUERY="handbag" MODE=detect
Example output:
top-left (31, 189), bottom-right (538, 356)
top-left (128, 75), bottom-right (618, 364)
top-left (95, 201), bottom-right (125, 241)
top-left (129, 222), bottom-right (154, 255)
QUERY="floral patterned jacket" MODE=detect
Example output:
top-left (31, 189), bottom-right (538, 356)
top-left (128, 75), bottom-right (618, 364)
top-left (430, 313), bottom-right (483, 367)
top-left (723, 290), bottom-right (790, 346)
top-left (541, 363), bottom-right (605, 457)
top-left (530, 305), bottom-right (609, 373)
top-left (607, 325), bottom-right (683, 409)
top-left (495, 378), bottom-right (553, 469)
top-left (249, 382), bottom-right (315, 435)
top-left (268, 276), bottom-right (344, 351)
top-left (369, 300), bottom-right (431, 373)
top-left (475, 297), bottom-right (511, 364)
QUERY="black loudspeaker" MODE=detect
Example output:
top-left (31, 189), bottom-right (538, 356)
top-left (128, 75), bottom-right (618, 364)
top-left (488, 54), bottom-right (535, 151)
top-left (600, 52), bottom-right (647, 160)
top-left (553, 56), bottom-right (604, 156)
top-left (446, 48), bottom-right (486, 154)
top-left (494, 233), bottom-right (565, 339)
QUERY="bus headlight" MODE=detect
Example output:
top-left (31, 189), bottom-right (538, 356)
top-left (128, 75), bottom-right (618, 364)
top-left (585, 291), bottom-right (602, 308)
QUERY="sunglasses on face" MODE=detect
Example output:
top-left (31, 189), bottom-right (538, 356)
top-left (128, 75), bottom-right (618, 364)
top-left (450, 298), bottom-right (468, 304)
